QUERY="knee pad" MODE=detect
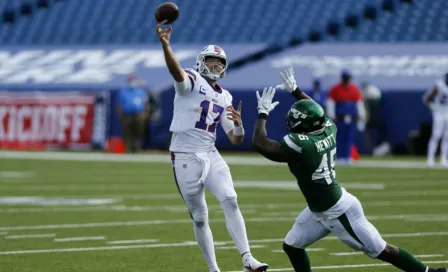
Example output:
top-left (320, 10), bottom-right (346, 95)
top-left (220, 197), bottom-right (238, 212)
top-left (191, 209), bottom-right (208, 226)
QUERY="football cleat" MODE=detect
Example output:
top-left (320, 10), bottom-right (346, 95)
top-left (242, 253), bottom-right (268, 272)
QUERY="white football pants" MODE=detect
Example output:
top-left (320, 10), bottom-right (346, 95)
top-left (428, 111), bottom-right (448, 162)
top-left (285, 198), bottom-right (387, 258)
top-left (170, 149), bottom-right (237, 220)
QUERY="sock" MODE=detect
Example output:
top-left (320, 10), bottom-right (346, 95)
top-left (441, 138), bottom-right (448, 162)
top-left (220, 198), bottom-right (250, 255)
top-left (391, 248), bottom-right (428, 272)
top-left (282, 243), bottom-right (312, 272)
top-left (193, 220), bottom-right (219, 272)
top-left (428, 137), bottom-right (438, 162)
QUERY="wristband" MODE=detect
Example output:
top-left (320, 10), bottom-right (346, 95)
top-left (292, 87), bottom-right (303, 99)
top-left (233, 126), bottom-right (244, 136)
top-left (258, 113), bottom-right (268, 120)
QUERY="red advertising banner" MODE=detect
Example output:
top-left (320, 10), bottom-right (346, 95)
top-left (0, 91), bottom-right (96, 150)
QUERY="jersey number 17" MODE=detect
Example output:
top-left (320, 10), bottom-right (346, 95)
top-left (195, 100), bottom-right (225, 133)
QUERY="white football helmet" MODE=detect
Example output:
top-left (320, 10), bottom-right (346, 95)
top-left (195, 45), bottom-right (228, 81)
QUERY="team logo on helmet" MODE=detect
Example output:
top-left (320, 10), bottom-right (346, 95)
top-left (214, 45), bottom-right (223, 53)
top-left (290, 108), bottom-right (308, 119)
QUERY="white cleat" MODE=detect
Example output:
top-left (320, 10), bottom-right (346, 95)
top-left (440, 160), bottom-right (448, 168)
top-left (427, 159), bottom-right (435, 167)
top-left (242, 253), bottom-right (268, 272)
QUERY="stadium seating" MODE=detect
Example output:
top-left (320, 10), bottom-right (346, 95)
top-left (0, 0), bottom-right (380, 45)
top-left (332, 0), bottom-right (448, 42)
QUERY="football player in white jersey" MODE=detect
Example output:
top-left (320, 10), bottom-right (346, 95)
top-left (156, 23), bottom-right (268, 272)
top-left (423, 73), bottom-right (448, 167)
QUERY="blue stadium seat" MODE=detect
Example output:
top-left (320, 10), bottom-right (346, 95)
top-left (0, 0), bottom-right (381, 44)
top-left (333, 0), bottom-right (448, 42)
top-left (3, 0), bottom-right (445, 44)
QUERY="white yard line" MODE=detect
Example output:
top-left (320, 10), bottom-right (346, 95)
top-left (330, 252), bottom-right (445, 257)
top-left (0, 151), bottom-right (432, 168)
top-left (235, 181), bottom-right (384, 190)
top-left (2, 200), bottom-right (448, 214)
top-left (0, 171), bottom-right (34, 179)
top-left (106, 239), bottom-right (159, 245)
top-left (1, 216), bottom-right (448, 231)
top-left (415, 254), bottom-right (444, 258)
top-left (0, 232), bottom-right (447, 256)
top-left (360, 190), bottom-right (448, 197)
top-left (216, 245), bottom-right (265, 250)
top-left (54, 236), bottom-right (105, 242)
top-left (225, 260), bottom-right (448, 272)
top-left (272, 248), bottom-right (325, 253)
top-left (330, 252), bottom-right (363, 256)
top-left (5, 234), bottom-right (56, 239)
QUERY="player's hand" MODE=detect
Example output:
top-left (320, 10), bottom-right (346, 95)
top-left (227, 101), bottom-right (243, 127)
top-left (275, 67), bottom-right (298, 94)
top-left (256, 86), bottom-right (280, 115)
top-left (428, 103), bottom-right (435, 111)
top-left (156, 21), bottom-right (172, 47)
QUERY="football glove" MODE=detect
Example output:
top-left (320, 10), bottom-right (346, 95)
top-left (275, 67), bottom-right (298, 94)
top-left (256, 86), bottom-right (280, 115)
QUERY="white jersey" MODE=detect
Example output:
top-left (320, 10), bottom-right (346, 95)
top-left (169, 68), bottom-right (235, 153)
top-left (432, 79), bottom-right (448, 113)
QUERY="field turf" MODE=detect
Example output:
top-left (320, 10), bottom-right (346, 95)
top-left (0, 151), bottom-right (447, 272)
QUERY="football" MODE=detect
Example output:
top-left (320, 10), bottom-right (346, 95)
top-left (154, 2), bottom-right (179, 25)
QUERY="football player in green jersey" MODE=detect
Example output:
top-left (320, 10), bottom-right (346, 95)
top-left (251, 67), bottom-right (447, 272)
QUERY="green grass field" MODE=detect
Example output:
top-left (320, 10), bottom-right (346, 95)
top-left (0, 151), bottom-right (447, 272)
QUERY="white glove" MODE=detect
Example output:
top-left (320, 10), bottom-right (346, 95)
top-left (256, 86), bottom-right (280, 115)
top-left (428, 103), bottom-right (435, 111)
top-left (275, 67), bottom-right (298, 93)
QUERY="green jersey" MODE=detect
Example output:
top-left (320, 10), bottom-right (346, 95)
top-left (280, 118), bottom-right (342, 212)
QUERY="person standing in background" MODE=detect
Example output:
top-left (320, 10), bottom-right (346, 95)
top-left (361, 81), bottom-right (386, 155)
top-left (137, 79), bottom-right (161, 148)
top-left (326, 69), bottom-right (366, 164)
top-left (423, 72), bottom-right (448, 167)
top-left (306, 78), bottom-right (327, 110)
top-left (116, 75), bottom-right (148, 153)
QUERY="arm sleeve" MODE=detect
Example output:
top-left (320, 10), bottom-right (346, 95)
top-left (220, 111), bottom-right (234, 134)
top-left (326, 99), bottom-right (336, 119)
top-left (354, 86), bottom-right (366, 119)
top-left (220, 92), bottom-right (234, 134)
top-left (280, 135), bottom-right (303, 155)
top-left (173, 70), bottom-right (195, 95)
top-left (356, 101), bottom-right (366, 120)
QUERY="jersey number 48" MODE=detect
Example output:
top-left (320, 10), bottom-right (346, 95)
top-left (195, 100), bottom-right (224, 133)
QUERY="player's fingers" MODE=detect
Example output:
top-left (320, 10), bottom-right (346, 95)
top-left (237, 101), bottom-right (242, 112)
top-left (280, 71), bottom-right (288, 81)
top-left (272, 101), bottom-right (280, 108)
top-left (256, 91), bottom-right (261, 100)
top-left (167, 25), bottom-right (173, 32)
top-left (275, 83), bottom-right (285, 89)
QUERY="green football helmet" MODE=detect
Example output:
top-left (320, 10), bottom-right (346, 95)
top-left (285, 99), bottom-right (326, 133)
